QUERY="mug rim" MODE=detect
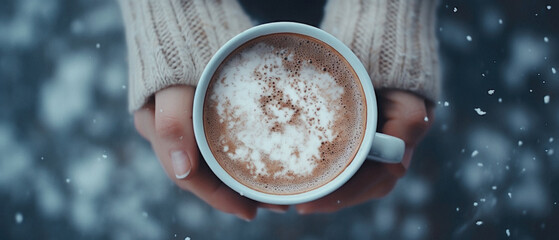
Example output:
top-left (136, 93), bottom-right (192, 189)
top-left (193, 22), bottom-right (378, 205)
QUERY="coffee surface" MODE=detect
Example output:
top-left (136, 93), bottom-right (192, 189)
top-left (203, 33), bottom-right (366, 194)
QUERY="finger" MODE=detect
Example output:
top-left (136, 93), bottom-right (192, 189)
top-left (184, 162), bottom-right (259, 219)
top-left (295, 161), bottom-right (390, 214)
top-left (377, 90), bottom-right (431, 176)
top-left (154, 86), bottom-right (199, 179)
top-left (258, 203), bottom-right (290, 213)
top-left (151, 85), bottom-right (257, 220)
top-left (349, 169), bottom-right (398, 204)
top-left (378, 90), bottom-right (431, 148)
top-left (153, 143), bottom-right (258, 220)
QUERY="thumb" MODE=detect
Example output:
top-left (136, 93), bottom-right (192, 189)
top-left (152, 86), bottom-right (200, 180)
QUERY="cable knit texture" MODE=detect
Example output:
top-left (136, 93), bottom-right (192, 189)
top-left (321, 0), bottom-right (440, 102)
top-left (118, 0), bottom-right (252, 112)
top-left (119, 0), bottom-right (440, 111)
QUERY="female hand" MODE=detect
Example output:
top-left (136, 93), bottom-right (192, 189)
top-left (295, 89), bottom-right (435, 214)
top-left (133, 85), bottom-right (288, 221)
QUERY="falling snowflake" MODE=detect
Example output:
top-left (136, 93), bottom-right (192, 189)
top-left (544, 37), bottom-right (549, 43)
top-left (544, 95), bottom-right (550, 104)
top-left (471, 150), bottom-right (479, 157)
top-left (518, 141), bottom-right (523, 146)
top-left (552, 67), bottom-right (557, 74)
top-left (498, 19), bottom-right (503, 24)
top-left (476, 220), bottom-right (483, 226)
top-left (488, 89), bottom-right (495, 95)
top-left (453, 7), bottom-right (458, 12)
top-left (15, 212), bottom-right (23, 224)
top-left (474, 108), bottom-right (486, 115)
top-left (466, 35), bottom-right (472, 41)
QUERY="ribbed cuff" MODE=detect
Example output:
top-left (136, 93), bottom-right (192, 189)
top-left (321, 0), bottom-right (440, 103)
top-left (118, 0), bottom-right (252, 112)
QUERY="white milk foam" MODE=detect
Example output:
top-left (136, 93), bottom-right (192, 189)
top-left (210, 42), bottom-right (344, 178)
top-left (204, 34), bottom-right (366, 194)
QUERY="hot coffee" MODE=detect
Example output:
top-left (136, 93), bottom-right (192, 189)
top-left (203, 33), bottom-right (366, 195)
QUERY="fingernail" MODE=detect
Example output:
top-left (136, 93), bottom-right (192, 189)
top-left (265, 205), bottom-right (289, 213)
top-left (258, 203), bottom-right (289, 213)
top-left (172, 151), bottom-right (190, 179)
top-left (296, 207), bottom-right (309, 215)
top-left (268, 208), bottom-right (288, 214)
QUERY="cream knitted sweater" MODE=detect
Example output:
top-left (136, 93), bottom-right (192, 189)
top-left (118, 0), bottom-right (440, 112)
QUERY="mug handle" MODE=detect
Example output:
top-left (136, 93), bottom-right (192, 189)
top-left (366, 133), bottom-right (405, 163)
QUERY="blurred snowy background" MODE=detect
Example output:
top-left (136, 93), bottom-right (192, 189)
top-left (1, 0), bottom-right (558, 239)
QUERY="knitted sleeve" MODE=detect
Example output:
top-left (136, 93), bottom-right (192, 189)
top-left (118, 0), bottom-right (252, 112)
top-left (320, 0), bottom-right (440, 103)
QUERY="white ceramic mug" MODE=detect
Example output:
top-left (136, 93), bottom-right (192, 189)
top-left (193, 22), bottom-right (404, 205)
